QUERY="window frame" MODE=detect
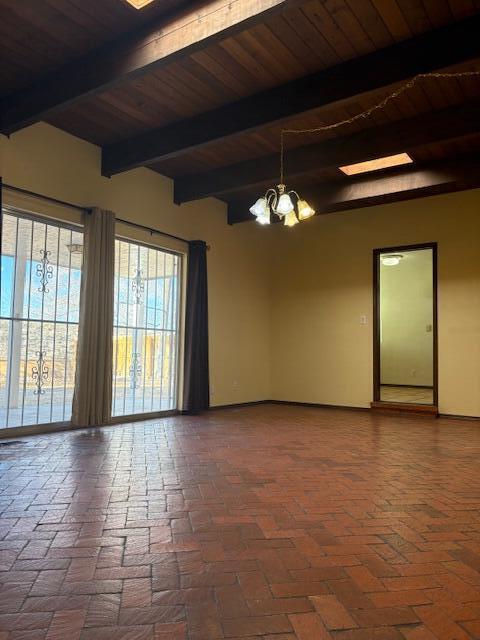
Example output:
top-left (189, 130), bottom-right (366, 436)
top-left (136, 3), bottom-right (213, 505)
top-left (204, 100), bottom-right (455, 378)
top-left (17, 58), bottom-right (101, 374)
top-left (111, 233), bottom-right (185, 422)
top-left (0, 204), bottom-right (84, 432)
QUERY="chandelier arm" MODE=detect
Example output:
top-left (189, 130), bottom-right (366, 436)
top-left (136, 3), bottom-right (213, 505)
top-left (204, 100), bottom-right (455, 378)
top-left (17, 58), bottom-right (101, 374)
top-left (266, 189), bottom-right (277, 212)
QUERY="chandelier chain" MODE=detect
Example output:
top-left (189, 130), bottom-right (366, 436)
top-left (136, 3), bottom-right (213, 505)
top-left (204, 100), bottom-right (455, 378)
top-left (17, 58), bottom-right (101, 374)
top-left (279, 70), bottom-right (480, 185)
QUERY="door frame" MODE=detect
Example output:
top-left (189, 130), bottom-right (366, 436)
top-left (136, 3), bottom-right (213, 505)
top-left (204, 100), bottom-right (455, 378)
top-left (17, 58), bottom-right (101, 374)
top-left (373, 242), bottom-right (438, 406)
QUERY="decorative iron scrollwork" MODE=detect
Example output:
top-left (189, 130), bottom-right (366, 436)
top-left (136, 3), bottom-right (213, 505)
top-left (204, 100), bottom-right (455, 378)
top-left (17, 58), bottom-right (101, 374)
top-left (129, 352), bottom-right (142, 389)
top-left (32, 351), bottom-right (49, 395)
top-left (36, 249), bottom-right (54, 293)
top-left (131, 269), bottom-right (145, 305)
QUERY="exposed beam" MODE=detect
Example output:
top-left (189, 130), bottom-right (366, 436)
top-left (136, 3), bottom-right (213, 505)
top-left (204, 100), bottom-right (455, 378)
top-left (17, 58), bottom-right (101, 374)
top-left (1, 0), bottom-right (299, 135)
top-left (102, 15), bottom-right (480, 176)
top-left (227, 157), bottom-right (480, 224)
top-left (174, 102), bottom-right (480, 202)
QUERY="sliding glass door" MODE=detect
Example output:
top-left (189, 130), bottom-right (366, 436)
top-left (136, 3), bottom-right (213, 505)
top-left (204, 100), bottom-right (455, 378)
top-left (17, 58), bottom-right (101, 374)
top-left (112, 238), bottom-right (181, 417)
top-left (0, 208), bottom-right (83, 428)
top-left (1, 210), bottom-right (182, 430)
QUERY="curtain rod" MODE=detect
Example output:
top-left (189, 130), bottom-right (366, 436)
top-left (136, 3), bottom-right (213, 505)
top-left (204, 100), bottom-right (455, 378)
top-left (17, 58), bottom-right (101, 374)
top-left (3, 183), bottom-right (90, 213)
top-left (2, 182), bottom-right (193, 245)
top-left (115, 216), bottom-right (190, 245)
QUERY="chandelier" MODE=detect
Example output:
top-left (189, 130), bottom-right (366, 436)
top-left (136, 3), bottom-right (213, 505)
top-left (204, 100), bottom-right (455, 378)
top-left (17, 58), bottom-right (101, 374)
top-left (249, 184), bottom-right (315, 227)
top-left (248, 69), bottom-right (480, 228)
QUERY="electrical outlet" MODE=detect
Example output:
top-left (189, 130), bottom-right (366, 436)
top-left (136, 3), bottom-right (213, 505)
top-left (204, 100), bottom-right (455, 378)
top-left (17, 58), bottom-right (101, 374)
top-left (232, 380), bottom-right (238, 389)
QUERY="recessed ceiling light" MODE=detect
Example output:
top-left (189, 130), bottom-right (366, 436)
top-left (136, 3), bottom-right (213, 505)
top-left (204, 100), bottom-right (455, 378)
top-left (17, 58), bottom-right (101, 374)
top-left (381, 254), bottom-right (403, 266)
top-left (339, 153), bottom-right (413, 176)
top-left (124, 0), bottom-right (155, 8)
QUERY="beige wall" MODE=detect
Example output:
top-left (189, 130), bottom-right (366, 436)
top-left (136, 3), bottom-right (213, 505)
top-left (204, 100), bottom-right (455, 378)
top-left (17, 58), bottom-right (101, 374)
top-left (1, 123), bottom-right (272, 407)
top-left (2, 124), bottom-right (480, 417)
top-left (270, 190), bottom-right (480, 417)
top-left (380, 249), bottom-right (433, 387)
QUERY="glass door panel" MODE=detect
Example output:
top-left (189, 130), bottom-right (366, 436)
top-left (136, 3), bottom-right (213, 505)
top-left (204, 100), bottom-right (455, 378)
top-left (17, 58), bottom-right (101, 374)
top-left (0, 208), bottom-right (83, 427)
top-left (112, 238), bottom-right (181, 417)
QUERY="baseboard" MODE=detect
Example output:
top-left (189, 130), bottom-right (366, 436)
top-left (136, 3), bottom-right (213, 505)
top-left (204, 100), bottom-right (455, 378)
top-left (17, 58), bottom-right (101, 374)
top-left (210, 401), bottom-right (480, 422)
top-left (209, 400), bottom-right (370, 411)
top-left (0, 421), bottom-right (72, 439)
top-left (438, 413), bottom-right (480, 421)
top-left (109, 410), bottom-right (179, 424)
top-left (0, 410), bottom-right (180, 440)
top-left (269, 400), bottom-right (370, 411)
top-left (208, 400), bottom-right (369, 412)
top-left (2, 402), bottom-right (477, 441)
top-left (208, 400), bottom-right (270, 411)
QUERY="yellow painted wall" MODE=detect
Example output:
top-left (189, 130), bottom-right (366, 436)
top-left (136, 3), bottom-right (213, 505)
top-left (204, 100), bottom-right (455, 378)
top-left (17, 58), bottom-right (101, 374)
top-left (270, 190), bottom-right (480, 417)
top-left (1, 123), bottom-right (272, 407)
top-left (380, 249), bottom-right (433, 387)
top-left (2, 124), bottom-right (480, 417)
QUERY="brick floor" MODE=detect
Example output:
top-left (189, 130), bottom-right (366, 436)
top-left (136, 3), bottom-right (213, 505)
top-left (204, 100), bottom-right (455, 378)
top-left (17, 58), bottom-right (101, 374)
top-left (1, 404), bottom-right (480, 639)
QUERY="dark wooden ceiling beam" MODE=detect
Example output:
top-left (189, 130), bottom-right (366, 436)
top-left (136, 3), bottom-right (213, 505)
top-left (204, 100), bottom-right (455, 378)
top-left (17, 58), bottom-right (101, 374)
top-left (0, 0), bottom-right (300, 136)
top-left (227, 157), bottom-right (480, 224)
top-left (174, 101), bottom-right (480, 203)
top-left (101, 14), bottom-right (480, 176)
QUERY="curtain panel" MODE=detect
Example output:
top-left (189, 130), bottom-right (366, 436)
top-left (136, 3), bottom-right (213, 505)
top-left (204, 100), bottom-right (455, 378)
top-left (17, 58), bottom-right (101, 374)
top-left (183, 240), bottom-right (210, 414)
top-left (72, 208), bottom-right (115, 427)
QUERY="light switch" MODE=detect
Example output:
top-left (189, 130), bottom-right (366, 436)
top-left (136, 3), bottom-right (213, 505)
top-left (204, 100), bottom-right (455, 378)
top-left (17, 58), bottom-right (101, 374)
top-left (426, 324), bottom-right (432, 332)
top-left (360, 315), bottom-right (367, 325)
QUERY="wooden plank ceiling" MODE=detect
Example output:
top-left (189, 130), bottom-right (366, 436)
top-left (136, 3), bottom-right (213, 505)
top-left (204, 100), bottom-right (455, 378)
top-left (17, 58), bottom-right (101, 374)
top-left (0, 0), bottom-right (191, 94)
top-left (1, 0), bottom-right (480, 223)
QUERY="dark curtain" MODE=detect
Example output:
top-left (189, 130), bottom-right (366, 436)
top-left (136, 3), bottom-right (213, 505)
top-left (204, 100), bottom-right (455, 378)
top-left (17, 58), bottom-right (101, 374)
top-left (0, 179), bottom-right (3, 314)
top-left (183, 240), bottom-right (209, 414)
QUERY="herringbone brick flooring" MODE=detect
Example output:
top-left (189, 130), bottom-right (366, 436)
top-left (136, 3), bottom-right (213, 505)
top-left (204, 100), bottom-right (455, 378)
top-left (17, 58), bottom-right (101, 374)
top-left (1, 404), bottom-right (480, 639)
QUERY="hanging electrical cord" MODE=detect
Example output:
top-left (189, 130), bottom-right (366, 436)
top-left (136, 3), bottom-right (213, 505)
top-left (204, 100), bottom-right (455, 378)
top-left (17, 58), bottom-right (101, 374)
top-left (250, 69), bottom-right (480, 227)
top-left (279, 70), bottom-right (480, 185)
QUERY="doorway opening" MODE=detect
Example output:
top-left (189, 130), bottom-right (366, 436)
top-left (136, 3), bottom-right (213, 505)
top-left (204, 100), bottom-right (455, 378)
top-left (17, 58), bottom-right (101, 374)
top-left (373, 243), bottom-right (438, 413)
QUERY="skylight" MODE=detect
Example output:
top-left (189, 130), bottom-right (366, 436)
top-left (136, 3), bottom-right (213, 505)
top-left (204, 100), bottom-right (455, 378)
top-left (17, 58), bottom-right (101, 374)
top-left (124, 0), bottom-right (155, 8)
top-left (339, 153), bottom-right (413, 176)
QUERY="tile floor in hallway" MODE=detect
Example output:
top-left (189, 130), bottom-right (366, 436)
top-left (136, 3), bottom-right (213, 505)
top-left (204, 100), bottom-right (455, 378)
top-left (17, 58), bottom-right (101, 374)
top-left (1, 404), bottom-right (480, 639)
top-left (380, 386), bottom-right (435, 405)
